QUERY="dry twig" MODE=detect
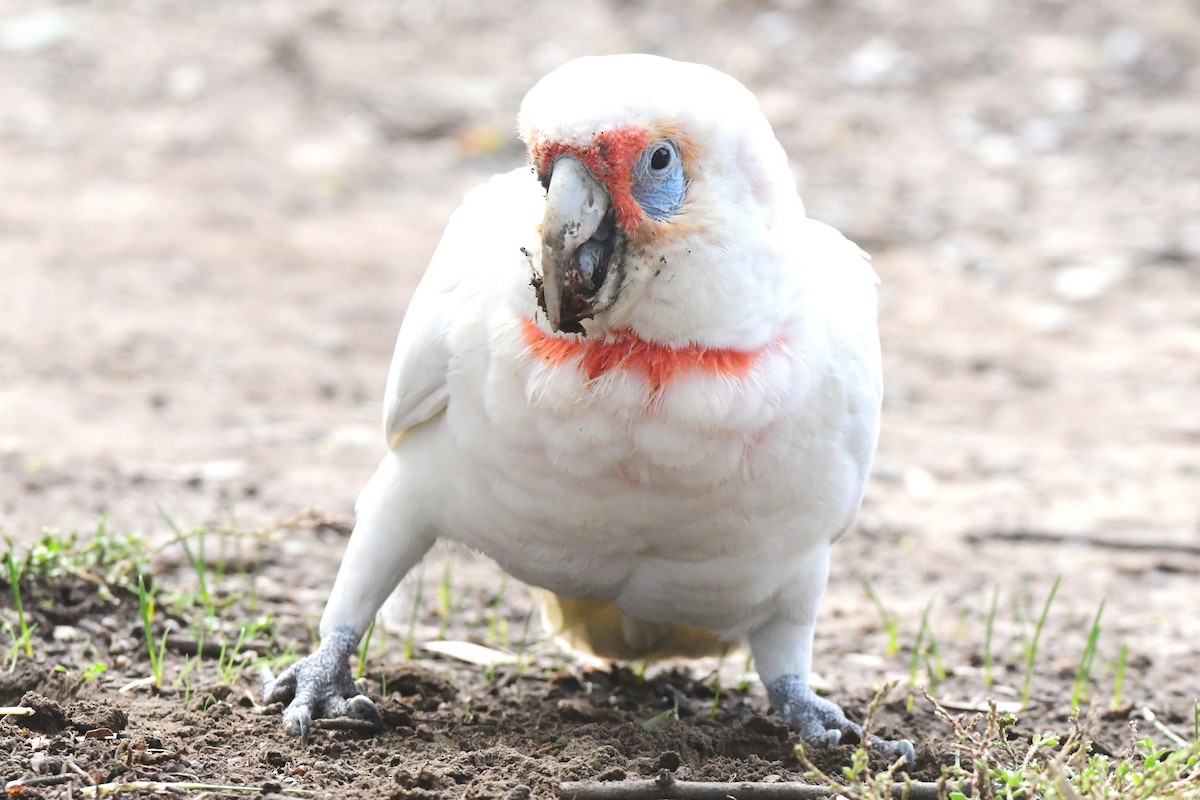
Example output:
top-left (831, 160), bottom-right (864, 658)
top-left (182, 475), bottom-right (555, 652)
top-left (312, 716), bottom-right (384, 735)
top-left (78, 780), bottom-right (314, 797)
top-left (5, 774), bottom-right (75, 791)
top-left (558, 770), bottom-right (943, 800)
top-left (0, 705), bottom-right (35, 716)
top-left (966, 527), bottom-right (1200, 557)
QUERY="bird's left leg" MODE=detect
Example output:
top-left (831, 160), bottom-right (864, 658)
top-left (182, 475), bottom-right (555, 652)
top-left (263, 454), bottom-right (435, 741)
top-left (747, 549), bottom-right (915, 767)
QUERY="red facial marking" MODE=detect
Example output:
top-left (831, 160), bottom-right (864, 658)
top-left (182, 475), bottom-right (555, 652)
top-left (521, 318), bottom-right (760, 394)
top-left (533, 125), bottom-right (653, 231)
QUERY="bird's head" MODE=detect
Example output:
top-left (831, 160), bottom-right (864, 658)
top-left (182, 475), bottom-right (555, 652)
top-left (519, 54), bottom-right (803, 346)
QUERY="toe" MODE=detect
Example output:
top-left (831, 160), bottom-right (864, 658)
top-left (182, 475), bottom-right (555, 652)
top-left (345, 695), bottom-right (384, 727)
top-left (283, 703), bottom-right (313, 744)
top-left (875, 736), bottom-right (916, 770)
top-left (767, 675), bottom-right (915, 765)
top-left (262, 665), bottom-right (298, 704)
top-left (268, 633), bottom-right (378, 739)
top-left (263, 678), bottom-right (292, 705)
top-left (800, 727), bottom-right (845, 749)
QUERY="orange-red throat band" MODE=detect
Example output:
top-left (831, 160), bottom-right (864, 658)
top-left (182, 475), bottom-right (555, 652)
top-left (521, 318), bottom-right (760, 392)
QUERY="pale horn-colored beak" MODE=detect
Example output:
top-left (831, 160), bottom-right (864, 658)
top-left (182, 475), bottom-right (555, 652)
top-left (539, 156), bottom-right (618, 333)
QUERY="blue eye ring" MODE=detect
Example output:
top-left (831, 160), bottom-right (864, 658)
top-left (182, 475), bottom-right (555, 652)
top-left (631, 139), bottom-right (685, 220)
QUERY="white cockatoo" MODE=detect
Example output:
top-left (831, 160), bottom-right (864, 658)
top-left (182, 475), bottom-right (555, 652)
top-left (265, 54), bottom-right (913, 765)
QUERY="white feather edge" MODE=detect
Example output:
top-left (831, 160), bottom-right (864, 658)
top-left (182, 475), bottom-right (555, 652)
top-left (383, 169), bottom-right (543, 447)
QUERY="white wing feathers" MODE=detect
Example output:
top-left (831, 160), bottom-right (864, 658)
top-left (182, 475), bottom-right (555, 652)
top-left (383, 168), bottom-right (541, 448)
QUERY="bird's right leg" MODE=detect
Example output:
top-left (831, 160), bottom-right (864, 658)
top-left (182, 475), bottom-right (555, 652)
top-left (264, 455), bottom-right (434, 741)
top-left (748, 546), bottom-right (915, 767)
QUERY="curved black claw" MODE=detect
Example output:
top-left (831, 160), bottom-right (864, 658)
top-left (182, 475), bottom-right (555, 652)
top-left (768, 675), bottom-right (916, 770)
top-left (262, 627), bottom-right (383, 744)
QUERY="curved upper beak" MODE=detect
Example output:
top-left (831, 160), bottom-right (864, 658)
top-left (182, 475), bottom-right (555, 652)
top-left (539, 156), bottom-right (619, 333)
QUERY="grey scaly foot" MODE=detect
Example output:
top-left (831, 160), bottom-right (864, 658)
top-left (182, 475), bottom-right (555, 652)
top-left (767, 675), bottom-right (916, 769)
top-left (262, 627), bottom-right (382, 743)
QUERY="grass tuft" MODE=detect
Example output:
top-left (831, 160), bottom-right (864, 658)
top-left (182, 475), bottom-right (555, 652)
top-left (1021, 573), bottom-right (1061, 707)
top-left (982, 584), bottom-right (999, 688)
top-left (437, 560), bottom-right (454, 638)
top-left (356, 619), bottom-right (376, 681)
top-left (404, 561), bottom-right (426, 660)
top-left (1110, 643), bottom-right (1128, 710)
top-left (158, 503), bottom-right (213, 616)
top-left (861, 576), bottom-right (899, 657)
top-left (5, 548), bottom-right (34, 660)
top-left (136, 574), bottom-right (169, 687)
top-left (1071, 599), bottom-right (1105, 711)
top-left (486, 574), bottom-right (510, 647)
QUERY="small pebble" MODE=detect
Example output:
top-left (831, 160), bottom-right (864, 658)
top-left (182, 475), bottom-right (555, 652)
top-left (52, 625), bottom-right (80, 642)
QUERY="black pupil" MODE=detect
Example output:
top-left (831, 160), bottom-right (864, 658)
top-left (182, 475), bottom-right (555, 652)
top-left (650, 146), bottom-right (671, 171)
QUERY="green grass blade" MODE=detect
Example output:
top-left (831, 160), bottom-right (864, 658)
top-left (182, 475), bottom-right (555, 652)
top-left (1021, 573), bottom-right (1061, 707)
top-left (135, 574), bottom-right (168, 687)
top-left (404, 562), bottom-right (425, 660)
top-left (436, 560), bottom-right (453, 638)
top-left (6, 551), bottom-right (33, 658)
top-left (983, 584), bottom-right (999, 688)
top-left (1071, 599), bottom-right (1105, 710)
top-left (860, 576), bottom-right (899, 657)
top-left (1111, 643), bottom-right (1128, 710)
top-left (156, 502), bottom-right (210, 610)
top-left (356, 619), bottom-right (375, 681)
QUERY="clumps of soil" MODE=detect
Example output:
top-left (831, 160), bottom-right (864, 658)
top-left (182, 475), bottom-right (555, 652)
top-left (0, 546), bottom-right (1168, 800)
top-left (14, 692), bottom-right (128, 735)
top-left (14, 692), bottom-right (69, 735)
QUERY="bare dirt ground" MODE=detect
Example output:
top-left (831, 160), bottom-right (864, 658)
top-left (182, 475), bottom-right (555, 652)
top-left (2, 0), bottom-right (1199, 797)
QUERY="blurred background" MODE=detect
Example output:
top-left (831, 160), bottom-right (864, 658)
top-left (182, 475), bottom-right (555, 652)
top-left (1, 0), bottom-right (1198, 692)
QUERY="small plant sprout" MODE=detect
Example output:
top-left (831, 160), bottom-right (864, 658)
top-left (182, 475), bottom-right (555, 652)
top-left (906, 599), bottom-right (945, 711)
top-left (1111, 643), bottom-right (1128, 710)
top-left (244, 536), bottom-right (262, 612)
top-left (215, 627), bottom-right (250, 686)
top-left (983, 584), bottom-right (999, 687)
top-left (136, 574), bottom-right (169, 687)
top-left (860, 576), bottom-right (899, 657)
top-left (404, 562), bottom-right (426, 660)
top-left (176, 651), bottom-right (199, 704)
top-left (906, 599), bottom-right (933, 711)
top-left (1071, 599), bottom-right (1105, 711)
top-left (436, 560), bottom-right (453, 638)
top-left (356, 619), bottom-right (376, 681)
top-left (710, 645), bottom-right (730, 721)
top-left (512, 606), bottom-right (535, 700)
top-left (5, 549), bottom-right (34, 659)
top-left (1020, 573), bottom-right (1061, 708)
top-left (924, 613), bottom-right (946, 685)
top-left (215, 518), bottom-right (240, 585)
top-left (487, 574), bottom-right (509, 647)
top-left (642, 695), bottom-right (679, 731)
top-left (736, 652), bottom-right (754, 693)
top-left (158, 502), bottom-right (213, 615)
top-left (4, 621), bottom-right (21, 671)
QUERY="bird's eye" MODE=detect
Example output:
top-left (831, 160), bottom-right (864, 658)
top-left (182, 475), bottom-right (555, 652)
top-left (649, 146), bottom-right (672, 171)
top-left (631, 140), bottom-right (685, 221)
